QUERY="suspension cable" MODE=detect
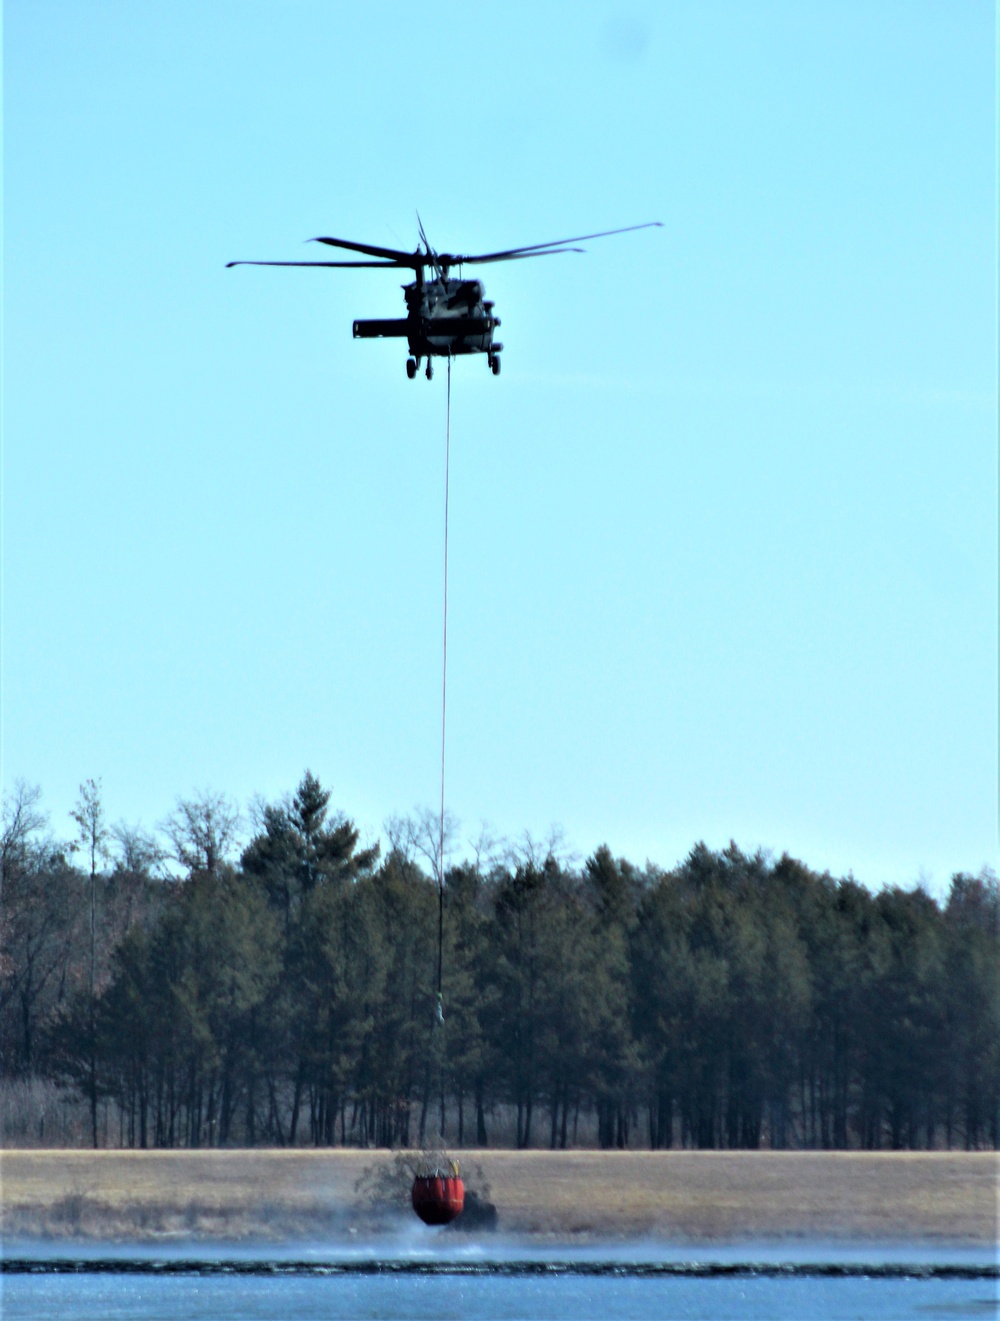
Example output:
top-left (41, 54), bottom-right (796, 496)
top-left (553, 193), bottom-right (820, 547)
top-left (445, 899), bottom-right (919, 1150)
top-left (436, 355), bottom-right (451, 1018)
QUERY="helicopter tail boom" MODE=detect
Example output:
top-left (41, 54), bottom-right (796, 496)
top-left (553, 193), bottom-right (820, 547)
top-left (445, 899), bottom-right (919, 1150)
top-left (353, 317), bottom-right (495, 340)
top-left (352, 319), bottom-right (410, 338)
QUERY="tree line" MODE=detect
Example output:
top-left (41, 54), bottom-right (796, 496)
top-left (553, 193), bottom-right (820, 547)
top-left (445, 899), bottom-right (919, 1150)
top-left (2, 774), bottom-right (997, 1151)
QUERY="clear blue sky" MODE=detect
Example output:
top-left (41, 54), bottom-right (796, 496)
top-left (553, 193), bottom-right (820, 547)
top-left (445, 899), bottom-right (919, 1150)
top-left (4, 1), bottom-right (996, 890)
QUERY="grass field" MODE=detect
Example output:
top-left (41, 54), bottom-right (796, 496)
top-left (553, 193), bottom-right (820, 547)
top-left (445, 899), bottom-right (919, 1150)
top-left (1, 1149), bottom-right (996, 1242)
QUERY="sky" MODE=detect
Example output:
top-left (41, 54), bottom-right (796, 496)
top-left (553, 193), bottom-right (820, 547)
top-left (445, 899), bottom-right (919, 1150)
top-left (3, 1), bottom-right (996, 892)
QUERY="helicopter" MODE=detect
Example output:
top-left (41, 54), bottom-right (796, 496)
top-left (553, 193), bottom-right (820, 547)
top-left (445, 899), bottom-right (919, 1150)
top-left (227, 219), bottom-right (662, 379)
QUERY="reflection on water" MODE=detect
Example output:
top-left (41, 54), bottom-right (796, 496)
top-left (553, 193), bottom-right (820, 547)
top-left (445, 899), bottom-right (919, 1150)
top-left (2, 1239), bottom-right (996, 1321)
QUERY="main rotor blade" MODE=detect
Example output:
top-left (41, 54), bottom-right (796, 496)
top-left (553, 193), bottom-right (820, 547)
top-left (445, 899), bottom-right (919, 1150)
top-left (452, 247), bottom-right (584, 265)
top-left (310, 235), bottom-right (418, 262)
top-left (226, 259), bottom-right (410, 268)
top-left (456, 221), bottom-right (663, 264)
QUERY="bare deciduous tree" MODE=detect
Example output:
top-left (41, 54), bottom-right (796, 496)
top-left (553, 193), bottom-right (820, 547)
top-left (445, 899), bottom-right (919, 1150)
top-left (506, 825), bottom-right (579, 873)
top-left (162, 790), bottom-right (241, 876)
top-left (383, 807), bottom-right (458, 886)
top-left (0, 840), bottom-right (83, 1074)
top-left (111, 821), bottom-right (168, 878)
top-left (467, 822), bottom-right (506, 877)
top-left (1, 780), bottom-right (46, 900)
top-left (1, 781), bottom-right (48, 987)
top-left (70, 779), bottom-right (110, 1147)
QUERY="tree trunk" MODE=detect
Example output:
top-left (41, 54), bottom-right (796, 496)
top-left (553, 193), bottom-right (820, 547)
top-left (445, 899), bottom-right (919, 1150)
top-left (476, 1086), bottom-right (488, 1146)
top-left (418, 1085), bottom-right (429, 1146)
top-left (289, 1064), bottom-right (304, 1145)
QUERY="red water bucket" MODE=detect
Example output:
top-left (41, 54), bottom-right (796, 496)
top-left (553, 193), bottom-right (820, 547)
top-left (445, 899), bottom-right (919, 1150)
top-left (411, 1173), bottom-right (465, 1226)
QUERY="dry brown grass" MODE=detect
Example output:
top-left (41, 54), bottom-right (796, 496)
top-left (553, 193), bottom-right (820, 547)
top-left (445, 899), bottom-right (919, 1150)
top-left (473, 1150), bottom-right (998, 1242)
top-left (1, 1148), bottom-right (996, 1242)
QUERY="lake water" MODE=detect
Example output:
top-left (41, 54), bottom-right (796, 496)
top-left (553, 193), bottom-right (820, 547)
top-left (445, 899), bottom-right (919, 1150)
top-left (3, 1238), bottom-right (996, 1320)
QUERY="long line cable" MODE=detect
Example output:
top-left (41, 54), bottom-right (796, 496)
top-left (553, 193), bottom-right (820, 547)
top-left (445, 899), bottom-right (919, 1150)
top-left (436, 355), bottom-right (451, 1020)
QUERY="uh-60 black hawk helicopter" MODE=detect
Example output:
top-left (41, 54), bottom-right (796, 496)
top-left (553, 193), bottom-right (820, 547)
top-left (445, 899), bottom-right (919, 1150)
top-left (227, 219), bottom-right (661, 379)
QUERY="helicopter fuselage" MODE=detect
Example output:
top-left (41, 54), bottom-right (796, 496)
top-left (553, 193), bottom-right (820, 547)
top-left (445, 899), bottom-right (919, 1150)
top-left (352, 270), bottom-right (503, 378)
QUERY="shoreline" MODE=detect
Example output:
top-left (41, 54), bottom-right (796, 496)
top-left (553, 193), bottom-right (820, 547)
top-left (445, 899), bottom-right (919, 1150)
top-left (1, 1149), bottom-right (996, 1244)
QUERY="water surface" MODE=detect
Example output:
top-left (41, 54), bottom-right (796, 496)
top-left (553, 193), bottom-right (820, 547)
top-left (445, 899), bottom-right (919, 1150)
top-left (3, 1236), bottom-right (995, 1320)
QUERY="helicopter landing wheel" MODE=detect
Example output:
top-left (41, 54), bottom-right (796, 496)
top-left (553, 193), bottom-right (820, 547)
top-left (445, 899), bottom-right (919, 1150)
top-left (425, 360), bottom-right (433, 380)
top-left (490, 355), bottom-right (501, 376)
top-left (406, 358), bottom-right (417, 380)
